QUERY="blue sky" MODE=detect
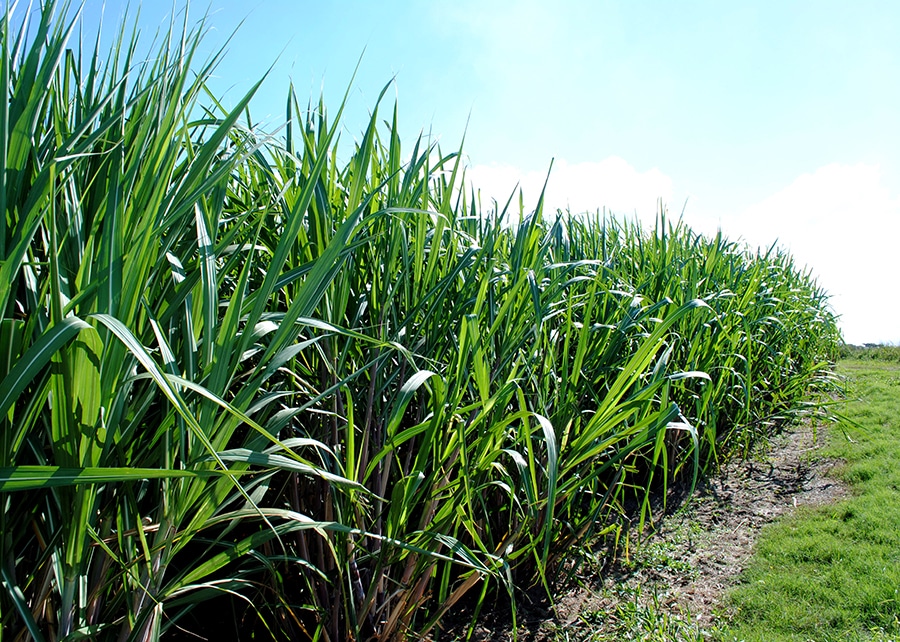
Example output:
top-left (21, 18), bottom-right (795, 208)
top-left (50, 1), bottom-right (900, 343)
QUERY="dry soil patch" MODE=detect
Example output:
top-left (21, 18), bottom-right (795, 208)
top-left (456, 422), bottom-right (849, 640)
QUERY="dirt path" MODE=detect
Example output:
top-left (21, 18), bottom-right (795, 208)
top-left (518, 422), bottom-right (850, 640)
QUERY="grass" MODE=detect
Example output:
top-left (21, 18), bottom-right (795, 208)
top-left (0, 2), bottom-right (841, 640)
top-left (542, 351), bottom-right (900, 642)
top-left (721, 355), bottom-right (900, 641)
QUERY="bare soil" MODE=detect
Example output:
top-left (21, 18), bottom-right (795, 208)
top-left (449, 422), bottom-right (850, 641)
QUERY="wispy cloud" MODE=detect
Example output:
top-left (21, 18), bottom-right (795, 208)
top-left (431, 0), bottom-right (568, 68)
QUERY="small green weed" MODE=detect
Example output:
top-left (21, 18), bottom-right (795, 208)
top-left (625, 538), bottom-right (697, 578)
top-left (572, 586), bottom-right (715, 642)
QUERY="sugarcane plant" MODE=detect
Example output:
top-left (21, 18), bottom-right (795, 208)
top-left (0, 2), bottom-right (841, 640)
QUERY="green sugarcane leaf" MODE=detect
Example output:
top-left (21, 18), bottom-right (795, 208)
top-left (0, 465), bottom-right (241, 491)
top-left (1, 566), bottom-right (47, 642)
top-left (214, 448), bottom-right (364, 490)
top-left (0, 318), bottom-right (24, 380)
top-left (0, 317), bottom-right (91, 419)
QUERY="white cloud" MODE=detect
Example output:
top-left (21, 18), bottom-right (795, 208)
top-left (727, 163), bottom-right (900, 345)
top-left (466, 159), bottom-right (899, 345)
top-left (466, 156), bottom-right (673, 224)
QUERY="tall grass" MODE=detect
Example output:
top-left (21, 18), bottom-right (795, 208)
top-left (0, 3), bottom-right (841, 640)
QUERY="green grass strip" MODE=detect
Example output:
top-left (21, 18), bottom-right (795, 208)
top-left (722, 358), bottom-right (900, 641)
